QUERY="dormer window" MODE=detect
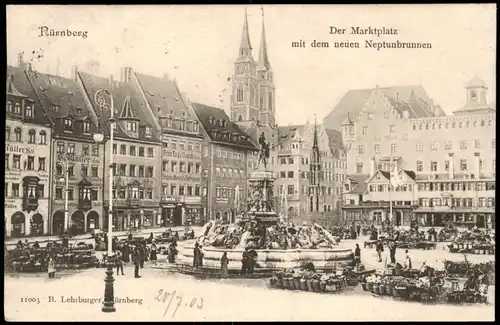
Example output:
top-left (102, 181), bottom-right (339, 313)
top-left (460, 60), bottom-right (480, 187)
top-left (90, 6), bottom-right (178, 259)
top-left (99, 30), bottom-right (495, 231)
top-left (64, 118), bottom-right (73, 131)
top-left (126, 122), bottom-right (137, 132)
top-left (7, 102), bottom-right (12, 112)
top-left (51, 105), bottom-right (59, 112)
top-left (76, 108), bottom-right (82, 115)
top-left (14, 103), bottom-right (21, 114)
top-left (193, 121), bottom-right (199, 133)
top-left (82, 120), bottom-right (91, 133)
top-left (210, 117), bottom-right (216, 126)
top-left (221, 119), bottom-right (227, 128)
top-left (145, 126), bottom-right (151, 137)
top-left (25, 105), bottom-right (33, 117)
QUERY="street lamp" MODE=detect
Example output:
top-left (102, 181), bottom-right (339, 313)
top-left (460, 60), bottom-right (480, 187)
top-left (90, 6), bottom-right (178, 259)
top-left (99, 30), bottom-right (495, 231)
top-left (59, 156), bottom-right (70, 234)
top-left (93, 88), bottom-right (116, 313)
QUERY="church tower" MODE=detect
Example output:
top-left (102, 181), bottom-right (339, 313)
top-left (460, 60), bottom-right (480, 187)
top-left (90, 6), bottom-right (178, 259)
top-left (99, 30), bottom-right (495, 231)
top-left (256, 9), bottom-right (276, 126)
top-left (230, 9), bottom-right (260, 122)
top-left (309, 118), bottom-right (323, 212)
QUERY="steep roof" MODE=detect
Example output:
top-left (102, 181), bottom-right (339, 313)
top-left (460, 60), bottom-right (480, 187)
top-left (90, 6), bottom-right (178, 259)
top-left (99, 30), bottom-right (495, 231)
top-left (402, 170), bottom-right (416, 181)
top-left (78, 72), bottom-right (160, 142)
top-left (191, 102), bottom-right (257, 150)
top-left (6, 66), bottom-right (51, 126)
top-left (323, 85), bottom-right (438, 130)
top-left (467, 76), bottom-right (487, 88)
top-left (346, 174), bottom-right (369, 194)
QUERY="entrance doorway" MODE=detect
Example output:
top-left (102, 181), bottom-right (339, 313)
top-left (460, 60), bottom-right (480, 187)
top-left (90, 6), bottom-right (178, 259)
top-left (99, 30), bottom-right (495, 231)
top-left (395, 211), bottom-right (402, 227)
top-left (476, 214), bottom-right (486, 228)
top-left (11, 212), bottom-right (25, 238)
top-left (52, 211), bottom-right (65, 235)
top-left (30, 213), bottom-right (44, 235)
top-left (71, 211), bottom-right (85, 235)
top-left (87, 211), bottom-right (99, 231)
top-left (174, 206), bottom-right (183, 226)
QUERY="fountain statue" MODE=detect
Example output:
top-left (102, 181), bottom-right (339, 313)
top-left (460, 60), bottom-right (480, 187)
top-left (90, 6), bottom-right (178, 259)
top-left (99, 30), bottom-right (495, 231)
top-left (159, 134), bottom-right (354, 274)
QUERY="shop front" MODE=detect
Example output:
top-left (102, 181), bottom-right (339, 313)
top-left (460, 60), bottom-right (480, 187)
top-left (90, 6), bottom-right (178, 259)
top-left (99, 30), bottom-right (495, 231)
top-left (5, 197), bottom-right (49, 237)
top-left (414, 207), bottom-right (494, 229)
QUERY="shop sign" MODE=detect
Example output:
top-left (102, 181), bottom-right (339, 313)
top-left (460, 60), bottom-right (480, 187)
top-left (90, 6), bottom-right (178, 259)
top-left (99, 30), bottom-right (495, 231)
top-left (58, 153), bottom-right (100, 165)
top-left (162, 174), bottom-right (201, 182)
top-left (4, 199), bottom-right (20, 210)
top-left (162, 150), bottom-right (201, 161)
top-left (5, 169), bottom-right (49, 181)
top-left (53, 201), bottom-right (78, 209)
top-left (6, 144), bottom-right (36, 155)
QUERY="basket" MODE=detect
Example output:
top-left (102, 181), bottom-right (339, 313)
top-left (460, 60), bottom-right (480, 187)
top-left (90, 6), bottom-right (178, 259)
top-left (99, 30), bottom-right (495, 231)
top-left (378, 284), bottom-right (386, 296)
top-left (361, 282), bottom-right (368, 291)
top-left (394, 286), bottom-right (408, 298)
top-left (312, 280), bottom-right (321, 292)
top-left (293, 277), bottom-right (301, 290)
top-left (307, 279), bottom-right (315, 292)
top-left (366, 282), bottom-right (374, 292)
top-left (276, 278), bottom-right (283, 288)
top-left (420, 290), bottom-right (431, 302)
top-left (325, 282), bottom-right (338, 293)
top-left (287, 278), bottom-right (295, 290)
top-left (386, 283), bottom-right (394, 296)
top-left (319, 280), bottom-right (327, 292)
top-left (282, 277), bottom-right (290, 289)
top-left (394, 268), bottom-right (403, 276)
top-left (372, 284), bottom-right (379, 295)
top-left (300, 279), bottom-right (308, 291)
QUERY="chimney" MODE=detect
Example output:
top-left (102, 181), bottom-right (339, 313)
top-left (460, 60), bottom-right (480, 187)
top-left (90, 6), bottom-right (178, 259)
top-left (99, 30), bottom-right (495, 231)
top-left (71, 65), bottom-right (78, 82)
top-left (370, 156), bottom-right (376, 176)
top-left (17, 52), bottom-right (24, 67)
top-left (121, 67), bottom-right (132, 83)
top-left (474, 152), bottom-right (481, 179)
top-left (108, 74), bottom-right (114, 89)
top-left (448, 153), bottom-right (455, 179)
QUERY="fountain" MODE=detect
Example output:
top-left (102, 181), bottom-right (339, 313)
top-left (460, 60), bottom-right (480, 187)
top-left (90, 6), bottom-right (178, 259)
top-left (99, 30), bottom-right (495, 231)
top-left (171, 157), bottom-right (354, 274)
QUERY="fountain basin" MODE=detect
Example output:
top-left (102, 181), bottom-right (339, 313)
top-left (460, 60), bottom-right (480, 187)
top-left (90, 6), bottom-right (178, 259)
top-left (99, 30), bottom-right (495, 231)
top-left (175, 242), bottom-right (354, 271)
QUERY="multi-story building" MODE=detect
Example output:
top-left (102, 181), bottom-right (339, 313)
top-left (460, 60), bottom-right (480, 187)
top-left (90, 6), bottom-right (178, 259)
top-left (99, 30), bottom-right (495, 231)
top-left (5, 62), bottom-right (52, 237)
top-left (22, 63), bottom-right (105, 236)
top-left (77, 70), bottom-right (162, 231)
top-left (192, 102), bottom-right (258, 222)
top-left (341, 77), bottom-right (496, 229)
top-left (124, 69), bottom-right (205, 226)
top-left (275, 122), bottom-right (346, 225)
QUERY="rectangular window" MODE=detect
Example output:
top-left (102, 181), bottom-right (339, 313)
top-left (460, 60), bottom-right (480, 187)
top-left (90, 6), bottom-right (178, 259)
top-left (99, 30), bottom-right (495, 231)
top-left (81, 165), bottom-right (88, 177)
top-left (430, 141), bottom-right (438, 151)
top-left (55, 187), bottom-right (63, 200)
top-left (91, 166), bottom-right (98, 177)
top-left (147, 148), bottom-right (154, 158)
top-left (362, 126), bottom-right (368, 134)
top-left (358, 145), bottom-right (365, 154)
top-left (68, 189), bottom-right (74, 201)
top-left (120, 145), bottom-right (126, 155)
top-left (92, 145), bottom-right (99, 156)
top-left (460, 159), bottom-right (467, 171)
top-left (12, 183), bottom-right (20, 197)
top-left (492, 139), bottom-right (496, 148)
top-left (67, 143), bottom-right (75, 154)
top-left (444, 160), bottom-right (450, 172)
top-left (139, 147), bottom-right (145, 157)
top-left (416, 143), bottom-right (423, 152)
top-left (287, 171), bottom-right (294, 178)
top-left (119, 164), bottom-right (126, 176)
top-left (460, 140), bottom-right (467, 150)
top-left (391, 144), bottom-right (397, 153)
top-left (138, 166), bottom-right (144, 177)
top-left (416, 160), bottom-right (423, 172)
top-left (287, 185), bottom-right (294, 195)
top-left (13, 155), bottom-right (21, 169)
top-left (5, 155), bottom-right (9, 170)
top-left (430, 161), bottom-right (438, 172)
top-left (389, 125), bottom-right (395, 133)
top-left (356, 163), bottom-right (363, 174)
top-left (445, 141), bottom-right (452, 150)
top-left (129, 165), bottom-right (136, 177)
top-left (112, 144), bottom-right (117, 154)
top-left (147, 166), bottom-right (154, 178)
top-left (475, 139), bottom-right (481, 149)
top-left (130, 146), bottom-right (136, 156)
top-left (91, 189), bottom-right (98, 201)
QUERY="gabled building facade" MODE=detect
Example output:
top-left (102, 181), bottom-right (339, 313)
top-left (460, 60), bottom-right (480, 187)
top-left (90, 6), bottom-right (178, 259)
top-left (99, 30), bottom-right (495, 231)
top-left (5, 61), bottom-right (53, 237)
top-left (23, 62), bottom-right (105, 236)
top-left (192, 102), bottom-right (258, 222)
top-left (78, 70), bottom-right (162, 231)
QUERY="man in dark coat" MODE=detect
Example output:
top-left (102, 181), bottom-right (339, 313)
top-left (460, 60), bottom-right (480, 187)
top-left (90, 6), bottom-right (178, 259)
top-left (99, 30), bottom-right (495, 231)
top-left (133, 247), bottom-right (141, 278)
top-left (241, 249), bottom-right (249, 275)
top-left (139, 244), bottom-right (145, 268)
top-left (376, 240), bottom-right (384, 262)
top-left (193, 242), bottom-right (201, 267)
top-left (389, 241), bottom-right (397, 264)
top-left (356, 224), bottom-right (361, 237)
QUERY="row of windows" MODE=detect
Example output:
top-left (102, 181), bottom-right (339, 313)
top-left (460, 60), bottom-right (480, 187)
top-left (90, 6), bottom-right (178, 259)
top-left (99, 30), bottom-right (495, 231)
top-left (215, 149), bottom-right (245, 160)
top-left (6, 127), bottom-right (47, 144)
top-left (215, 187), bottom-right (245, 199)
top-left (358, 143), bottom-right (398, 154)
top-left (162, 185), bottom-right (201, 197)
top-left (112, 187), bottom-right (155, 200)
top-left (113, 144), bottom-right (155, 158)
top-left (62, 118), bottom-right (92, 134)
top-left (417, 181), bottom-right (495, 192)
top-left (163, 161), bottom-right (201, 174)
top-left (279, 184), bottom-right (341, 197)
top-left (368, 184), bottom-right (414, 192)
top-left (4, 183), bottom-right (45, 198)
top-left (215, 167), bottom-right (245, 179)
top-left (419, 197), bottom-right (495, 208)
top-left (54, 187), bottom-right (100, 201)
top-left (159, 114), bottom-right (200, 133)
top-left (114, 164), bottom-right (155, 178)
top-left (7, 101), bottom-right (34, 117)
top-left (416, 139), bottom-right (495, 152)
top-left (163, 140), bottom-right (201, 153)
top-left (278, 157), bottom-right (346, 170)
top-left (235, 85), bottom-right (273, 111)
top-left (5, 155), bottom-right (46, 171)
top-left (278, 170), bottom-right (346, 183)
top-left (56, 142), bottom-right (100, 156)
top-left (416, 159), bottom-right (495, 172)
top-left (413, 119), bottom-right (493, 131)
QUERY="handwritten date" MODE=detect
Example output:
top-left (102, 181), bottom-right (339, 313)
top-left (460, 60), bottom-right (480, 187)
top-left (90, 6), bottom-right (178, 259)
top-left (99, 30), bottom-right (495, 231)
top-left (155, 289), bottom-right (203, 318)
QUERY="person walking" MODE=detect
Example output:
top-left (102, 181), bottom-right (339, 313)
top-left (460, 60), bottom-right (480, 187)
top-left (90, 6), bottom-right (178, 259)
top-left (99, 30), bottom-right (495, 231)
top-left (150, 242), bottom-right (158, 261)
top-left (168, 241), bottom-right (178, 263)
top-left (220, 252), bottom-right (229, 278)
top-left (376, 240), bottom-right (384, 263)
top-left (139, 244), bottom-right (145, 268)
top-left (389, 242), bottom-right (397, 264)
top-left (133, 247), bottom-right (141, 278)
top-left (354, 244), bottom-right (361, 265)
top-left (47, 256), bottom-right (56, 279)
top-left (356, 224), bottom-right (361, 237)
top-left (116, 250), bottom-right (125, 276)
top-left (404, 250), bottom-right (412, 270)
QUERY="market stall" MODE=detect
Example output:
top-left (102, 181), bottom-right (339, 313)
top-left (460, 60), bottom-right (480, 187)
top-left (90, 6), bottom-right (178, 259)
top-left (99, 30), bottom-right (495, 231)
top-left (268, 268), bottom-right (352, 293)
top-left (448, 229), bottom-right (495, 255)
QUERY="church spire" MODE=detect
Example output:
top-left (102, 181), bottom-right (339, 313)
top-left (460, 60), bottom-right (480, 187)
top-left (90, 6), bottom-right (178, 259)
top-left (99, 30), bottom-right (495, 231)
top-left (258, 6), bottom-right (271, 70)
top-left (313, 114), bottom-right (319, 149)
top-left (238, 8), bottom-right (252, 58)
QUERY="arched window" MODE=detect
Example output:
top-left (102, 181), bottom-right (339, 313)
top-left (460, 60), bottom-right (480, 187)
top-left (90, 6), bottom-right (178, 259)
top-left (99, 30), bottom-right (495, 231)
top-left (236, 86), bottom-right (244, 102)
top-left (7, 102), bottom-right (12, 112)
top-left (471, 90), bottom-right (477, 100)
top-left (39, 131), bottom-right (47, 145)
top-left (25, 105), bottom-right (33, 117)
top-left (6, 127), bottom-right (10, 141)
top-left (14, 103), bottom-right (21, 114)
top-left (14, 128), bottom-right (22, 142)
top-left (28, 129), bottom-right (36, 143)
top-left (237, 115), bottom-right (243, 122)
top-left (268, 92), bottom-right (273, 111)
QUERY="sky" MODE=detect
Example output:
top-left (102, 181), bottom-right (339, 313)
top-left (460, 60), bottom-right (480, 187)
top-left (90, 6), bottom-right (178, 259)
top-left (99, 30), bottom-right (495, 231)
top-left (6, 4), bottom-right (496, 126)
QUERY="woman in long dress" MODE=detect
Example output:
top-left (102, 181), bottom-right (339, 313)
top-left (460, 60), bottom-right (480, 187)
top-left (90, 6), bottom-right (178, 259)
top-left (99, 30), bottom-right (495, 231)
top-left (150, 242), bottom-right (158, 261)
top-left (220, 252), bottom-right (229, 278)
top-left (47, 256), bottom-right (56, 279)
